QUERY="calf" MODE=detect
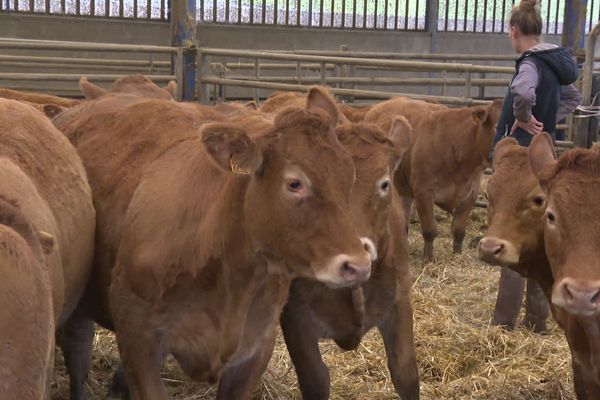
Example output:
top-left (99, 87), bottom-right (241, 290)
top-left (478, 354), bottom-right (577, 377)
top-left (337, 102), bottom-right (373, 123)
top-left (527, 133), bottom-right (600, 398)
top-left (365, 98), bottom-right (501, 262)
top-left (477, 138), bottom-right (550, 332)
top-left (57, 87), bottom-right (374, 399)
top-left (260, 90), bottom-right (352, 124)
top-left (79, 73), bottom-right (176, 100)
top-left (281, 118), bottom-right (419, 400)
top-left (0, 99), bottom-right (95, 399)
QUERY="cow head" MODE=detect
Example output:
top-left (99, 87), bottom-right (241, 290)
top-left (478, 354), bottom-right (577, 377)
top-left (201, 86), bottom-right (373, 288)
top-left (529, 133), bottom-right (600, 317)
top-left (79, 74), bottom-right (176, 100)
top-left (472, 99), bottom-right (503, 166)
top-left (478, 137), bottom-right (547, 274)
top-left (336, 118), bottom-right (411, 259)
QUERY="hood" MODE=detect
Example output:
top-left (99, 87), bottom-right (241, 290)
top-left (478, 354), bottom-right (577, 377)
top-left (519, 45), bottom-right (579, 85)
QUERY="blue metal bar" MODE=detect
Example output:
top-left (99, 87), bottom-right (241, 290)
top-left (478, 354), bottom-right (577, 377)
top-left (562, 0), bottom-right (588, 52)
top-left (171, 0), bottom-right (197, 101)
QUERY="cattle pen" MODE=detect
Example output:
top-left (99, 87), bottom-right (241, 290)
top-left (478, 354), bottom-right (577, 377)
top-left (2, 1), bottom-right (600, 399)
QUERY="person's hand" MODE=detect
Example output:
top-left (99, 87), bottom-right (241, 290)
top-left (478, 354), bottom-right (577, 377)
top-left (511, 115), bottom-right (543, 136)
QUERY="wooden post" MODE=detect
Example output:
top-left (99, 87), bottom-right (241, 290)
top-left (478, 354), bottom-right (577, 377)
top-left (171, 0), bottom-right (197, 101)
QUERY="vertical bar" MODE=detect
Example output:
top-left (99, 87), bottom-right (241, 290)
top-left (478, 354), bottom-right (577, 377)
top-left (254, 59), bottom-right (260, 104)
top-left (384, 0), bottom-right (388, 28)
top-left (404, 0), bottom-right (409, 29)
top-left (441, 70), bottom-right (447, 96)
top-left (483, 0), bottom-right (487, 32)
top-left (444, 0), bottom-right (449, 30)
top-left (198, 53), bottom-right (211, 104)
top-left (297, 0), bottom-right (300, 25)
top-left (28, 0), bottom-right (33, 11)
top-left (262, 0), bottom-right (266, 23)
top-left (374, 0), bottom-right (378, 28)
top-left (320, 62), bottom-right (326, 85)
top-left (415, 0), bottom-right (419, 29)
top-left (555, 0), bottom-right (560, 35)
top-left (546, 0), bottom-right (551, 33)
top-left (119, 0), bottom-right (124, 17)
top-left (465, 71), bottom-right (472, 98)
top-left (213, 0), bottom-right (217, 21)
top-left (239, 0), bottom-right (242, 23)
top-left (61, 0), bottom-right (65, 13)
top-left (589, 0), bottom-right (594, 33)
top-left (319, 0), bottom-right (323, 26)
top-left (454, 0), bottom-right (459, 31)
top-left (479, 72), bottom-right (485, 99)
top-left (394, 0), bottom-right (399, 29)
top-left (353, 0), bottom-right (357, 28)
top-left (134, 0), bottom-right (138, 18)
top-left (226, 0), bottom-right (230, 21)
top-left (147, 0), bottom-right (151, 18)
top-left (464, 0), bottom-right (468, 31)
top-left (275, 0), bottom-right (278, 23)
top-left (342, 0), bottom-right (346, 27)
top-left (492, 0), bottom-right (496, 31)
top-left (13, 0), bottom-right (17, 12)
top-left (171, 0), bottom-right (198, 101)
top-left (309, 0), bottom-right (313, 26)
top-left (76, 0), bottom-right (80, 15)
top-left (286, 0), bottom-right (289, 24)
top-left (296, 62), bottom-right (301, 84)
top-left (473, 0), bottom-right (478, 31)
top-left (363, 0), bottom-right (367, 28)
top-left (106, 0), bottom-right (110, 16)
top-left (331, 0), bottom-right (334, 27)
top-left (90, 0), bottom-right (95, 15)
top-left (500, 0), bottom-right (506, 32)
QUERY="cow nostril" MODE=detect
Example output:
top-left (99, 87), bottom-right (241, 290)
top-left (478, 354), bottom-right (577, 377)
top-left (563, 284), bottom-right (574, 301)
top-left (342, 262), bottom-right (354, 274)
top-left (493, 244), bottom-right (504, 256)
top-left (591, 290), bottom-right (600, 304)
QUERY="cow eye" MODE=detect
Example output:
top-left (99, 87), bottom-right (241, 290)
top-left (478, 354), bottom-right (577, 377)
top-left (533, 195), bottom-right (545, 206)
top-left (287, 179), bottom-right (303, 193)
top-left (380, 180), bottom-right (390, 192)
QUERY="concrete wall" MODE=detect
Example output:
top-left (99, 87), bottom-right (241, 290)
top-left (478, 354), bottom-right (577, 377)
top-left (0, 13), bottom-right (563, 99)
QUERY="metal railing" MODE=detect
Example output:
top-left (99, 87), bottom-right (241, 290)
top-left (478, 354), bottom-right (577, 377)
top-left (0, 37), bottom-right (185, 98)
top-left (0, 0), bottom-right (169, 19)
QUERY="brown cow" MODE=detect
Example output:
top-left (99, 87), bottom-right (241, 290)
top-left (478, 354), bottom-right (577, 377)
top-left (477, 138), bottom-right (550, 332)
top-left (528, 133), bottom-right (600, 398)
top-left (0, 99), bottom-right (95, 399)
top-left (260, 90), bottom-right (352, 124)
top-left (479, 135), bottom-right (600, 399)
top-left (0, 87), bottom-right (80, 108)
top-left (57, 87), bottom-right (374, 399)
top-left (78, 73), bottom-right (177, 100)
top-left (281, 118), bottom-right (419, 400)
top-left (366, 98), bottom-right (502, 262)
top-left (337, 102), bottom-right (373, 123)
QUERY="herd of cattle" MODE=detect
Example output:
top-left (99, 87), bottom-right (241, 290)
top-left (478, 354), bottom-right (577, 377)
top-left (0, 73), bottom-right (598, 400)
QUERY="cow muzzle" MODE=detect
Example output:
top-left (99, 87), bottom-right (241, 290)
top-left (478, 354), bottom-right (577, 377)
top-left (478, 236), bottom-right (519, 266)
top-left (553, 278), bottom-right (600, 317)
top-left (313, 249), bottom-right (373, 288)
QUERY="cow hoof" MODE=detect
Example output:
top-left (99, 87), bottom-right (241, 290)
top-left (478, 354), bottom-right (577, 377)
top-left (522, 320), bottom-right (548, 335)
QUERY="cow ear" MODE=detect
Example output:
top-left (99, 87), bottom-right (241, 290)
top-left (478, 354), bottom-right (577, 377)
top-left (165, 80), bottom-right (177, 98)
top-left (388, 117), bottom-right (412, 171)
top-left (472, 106), bottom-right (489, 124)
top-left (43, 104), bottom-right (65, 119)
top-left (201, 123), bottom-right (263, 175)
top-left (79, 77), bottom-right (107, 100)
top-left (306, 86), bottom-right (339, 131)
top-left (529, 132), bottom-right (557, 182)
top-left (492, 137), bottom-right (518, 170)
top-left (36, 230), bottom-right (55, 255)
top-left (243, 100), bottom-right (258, 110)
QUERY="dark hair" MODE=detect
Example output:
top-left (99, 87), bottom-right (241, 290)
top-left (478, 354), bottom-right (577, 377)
top-left (509, 0), bottom-right (543, 36)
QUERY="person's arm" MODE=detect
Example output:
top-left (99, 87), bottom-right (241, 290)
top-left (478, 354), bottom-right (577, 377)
top-left (510, 59), bottom-right (539, 122)
top-left (556, 84), bottom-right (582, 122)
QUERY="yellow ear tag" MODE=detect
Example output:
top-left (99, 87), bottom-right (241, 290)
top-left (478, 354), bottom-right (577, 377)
top-left (230, 157), bottom-right (251, 175)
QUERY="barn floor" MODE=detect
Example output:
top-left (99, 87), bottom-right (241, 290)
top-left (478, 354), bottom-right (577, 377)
top-left (51, 207), bottom-right (575, 400)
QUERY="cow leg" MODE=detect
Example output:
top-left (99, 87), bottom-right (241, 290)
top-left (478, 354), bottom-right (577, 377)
top-left (450, 189), bottom-right (478, 254)
top-left (413, 191), bottom-right (436, 263)
top-left (400, 197), bottom-right (414, 234)
top-left (492, 267), bottom-right (525, 330)
top-left (522, 278), bottom-right (550, 334)
top-left (280, 304), bottom-right (330, 400)
top-left (378, 296), bottom-right (419, 400)
top-left (216, 333), bottom-right (276, 400)
top-left (57, 305), bottom-right (96, 400)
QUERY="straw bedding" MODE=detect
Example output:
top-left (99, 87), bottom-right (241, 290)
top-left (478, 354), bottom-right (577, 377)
top-left (50, 207), bottom-right (574, 400)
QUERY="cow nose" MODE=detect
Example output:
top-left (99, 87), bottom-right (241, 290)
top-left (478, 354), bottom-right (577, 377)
top-left (478, 237), bottom-right (505, 263)
top-left (554, 278), bottom-right (600, 316)
top-left (339, 253), bottom-right (372, 284)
